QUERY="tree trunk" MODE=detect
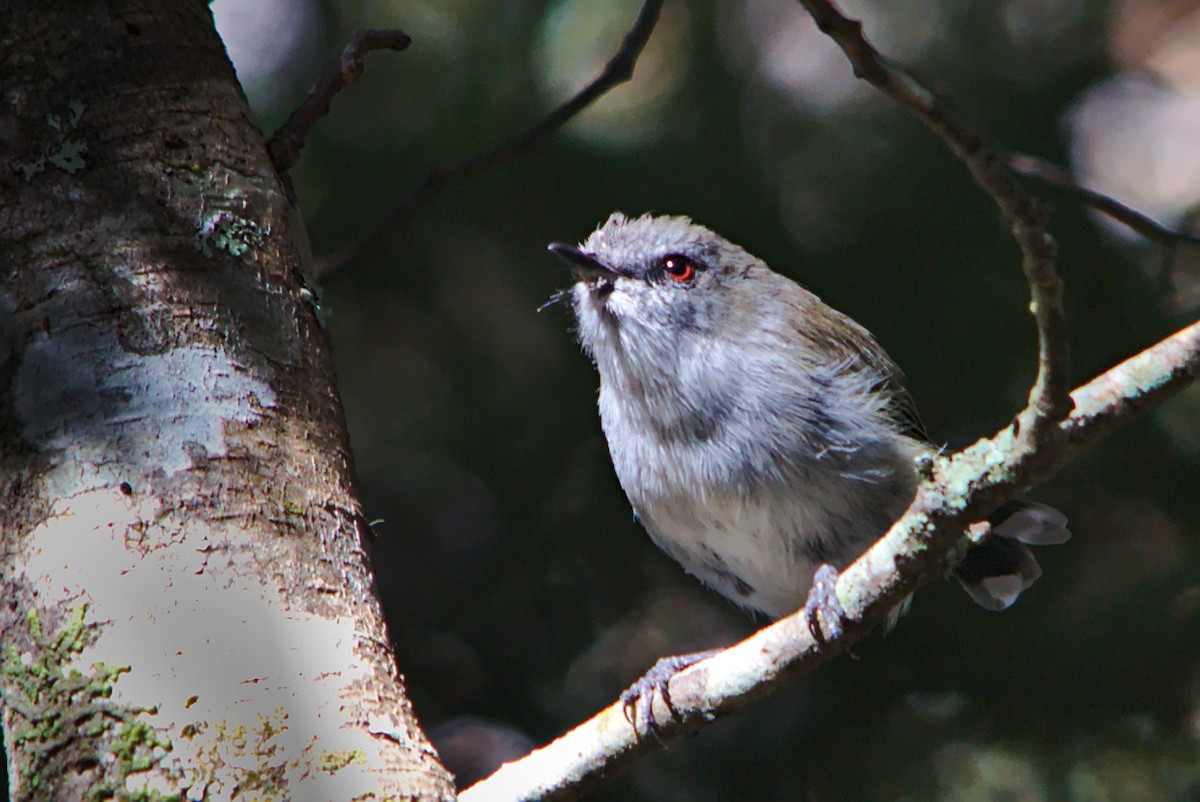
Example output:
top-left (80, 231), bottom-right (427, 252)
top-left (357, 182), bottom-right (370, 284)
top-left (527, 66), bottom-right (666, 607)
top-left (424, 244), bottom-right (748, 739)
top-left (0, 3), bottom-right (455, 800)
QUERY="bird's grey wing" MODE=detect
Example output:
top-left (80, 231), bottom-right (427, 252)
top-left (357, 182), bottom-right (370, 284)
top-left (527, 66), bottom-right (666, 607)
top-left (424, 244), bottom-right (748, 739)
top-left (803, 304), bottom-right (932, 444)
top-left (876, 372), bottom-right (931, 444)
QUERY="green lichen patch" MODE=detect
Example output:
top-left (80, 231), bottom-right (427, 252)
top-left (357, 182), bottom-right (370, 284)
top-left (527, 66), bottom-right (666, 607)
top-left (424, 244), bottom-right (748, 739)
top-left (186, 167), bottom-right (274, 261)
top-left (177, 708), bottom-right (374, 799)
top-left (194, 209), bottom-right (266, 258)
top-left (317, 748), bottom-right (367, 774)
top-left (11, 99), bottom-right (88, 181)
top-left (1, 605), bottom-right (177, 802)
top-left (183, 707), bottom-right (297, 800)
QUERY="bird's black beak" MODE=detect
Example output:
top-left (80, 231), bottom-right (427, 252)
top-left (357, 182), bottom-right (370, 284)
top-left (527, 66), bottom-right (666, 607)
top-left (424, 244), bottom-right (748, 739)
top-left (547, 243), bottom-right (616, 282)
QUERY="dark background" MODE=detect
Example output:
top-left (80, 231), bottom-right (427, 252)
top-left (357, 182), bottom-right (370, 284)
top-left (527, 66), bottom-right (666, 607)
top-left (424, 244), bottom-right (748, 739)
top-left (220, 0), bottom-right (1200, 797)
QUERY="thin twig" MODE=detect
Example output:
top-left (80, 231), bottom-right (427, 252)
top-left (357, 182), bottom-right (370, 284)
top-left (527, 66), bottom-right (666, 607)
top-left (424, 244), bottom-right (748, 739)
top-left (1005, 152), bottom-right (1200, 248)
top-left (460, 319), bottom-right (1200, 802)
top-left (314, 0), bottom-right (665, 280)
top-left (267, 29), bottom-right (413, 174)
top-left (797, 0), bottom-right (1073, 446)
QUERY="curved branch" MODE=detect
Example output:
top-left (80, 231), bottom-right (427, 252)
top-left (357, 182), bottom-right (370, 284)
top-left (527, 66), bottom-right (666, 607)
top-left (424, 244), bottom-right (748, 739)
top-left (461, 319), bottom-right (1200, 802)
top-left (267, 29), bottom-right (413, 174)
top-left (1004, 152), bottom-right (1200, 248)
top-left (315, 0), bottom-right (665, 280)
top-left (797, 0), bottom-right (1073, 444)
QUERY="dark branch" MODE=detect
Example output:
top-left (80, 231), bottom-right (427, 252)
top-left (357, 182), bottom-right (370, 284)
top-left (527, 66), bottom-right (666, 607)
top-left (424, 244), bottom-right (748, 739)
top-left (267, 29), bottom-right (412, 174)
top-left (314, 0), bottom-right (665, 280)
top-left (797, 0), bottom-right (1073, 446)
top-left (1005, 152), bottom-right (1200, 248)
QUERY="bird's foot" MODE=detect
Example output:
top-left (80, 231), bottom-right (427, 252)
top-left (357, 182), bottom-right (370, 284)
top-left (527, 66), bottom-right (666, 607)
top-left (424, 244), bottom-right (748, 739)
top-left (620, 649), bottom-right (720, 736)
top-left (804, 563), bottom-right (847, 645)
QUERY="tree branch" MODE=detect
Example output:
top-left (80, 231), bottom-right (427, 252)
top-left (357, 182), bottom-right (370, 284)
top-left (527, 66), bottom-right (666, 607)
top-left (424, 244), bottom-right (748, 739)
top-left (267, 29), bottom-right (413, 174)
top-left (461, 319), bottom-right (1200, 802)
top-left (1004, 151), bottom-right (1200, 248)
top-left (315, 0), bottom-right (665, 280)
top-left (458, 3), bottom-right (1200, 801)
top-left (797, 0), bottom-right (1073, 445)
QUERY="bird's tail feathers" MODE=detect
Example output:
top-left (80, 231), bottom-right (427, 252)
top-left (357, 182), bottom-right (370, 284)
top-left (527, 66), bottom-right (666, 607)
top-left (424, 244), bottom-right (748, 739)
top-left (954, 499), bottom-right (1070, 611)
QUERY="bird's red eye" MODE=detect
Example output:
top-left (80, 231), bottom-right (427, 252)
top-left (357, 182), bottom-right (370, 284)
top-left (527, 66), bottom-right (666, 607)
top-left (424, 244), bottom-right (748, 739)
top-left (663, 255), bottom-right (695, 283)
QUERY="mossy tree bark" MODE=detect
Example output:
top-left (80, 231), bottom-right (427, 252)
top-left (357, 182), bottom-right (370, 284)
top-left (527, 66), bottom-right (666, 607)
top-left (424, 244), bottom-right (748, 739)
top-left (0, 3), bottom-right (454, 800)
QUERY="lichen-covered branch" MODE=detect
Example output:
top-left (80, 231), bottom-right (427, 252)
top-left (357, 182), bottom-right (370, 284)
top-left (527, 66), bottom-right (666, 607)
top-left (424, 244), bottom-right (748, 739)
top-left (461, 318), bottom-right (1200, 802)
top-left (1062, 321), bottom-right (1200, 452)
top-left (457, 1), bottom-right (1200, 799)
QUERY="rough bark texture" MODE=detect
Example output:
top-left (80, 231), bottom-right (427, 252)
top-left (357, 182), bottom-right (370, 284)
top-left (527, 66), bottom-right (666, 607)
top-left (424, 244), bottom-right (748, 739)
top-left (0, 3), bottom-right (455, 800)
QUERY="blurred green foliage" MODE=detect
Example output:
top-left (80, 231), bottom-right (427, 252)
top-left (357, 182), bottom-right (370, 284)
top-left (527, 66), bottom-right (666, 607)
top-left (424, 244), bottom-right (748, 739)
top-left (236, 0), bottom-right (1200, 798)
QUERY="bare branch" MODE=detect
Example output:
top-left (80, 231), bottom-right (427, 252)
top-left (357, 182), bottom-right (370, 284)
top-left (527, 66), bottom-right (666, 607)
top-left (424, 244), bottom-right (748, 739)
top-left (267, 29), bottom-right (412, 174)
top-left (315, 0), bottom-right (666, 280)
top-left (796, 0), bottom-right (1073, 445)
top-left (461, 319), bottom-right (1200, 802)
top-left (1004, 152), bottom-right (1200, 249)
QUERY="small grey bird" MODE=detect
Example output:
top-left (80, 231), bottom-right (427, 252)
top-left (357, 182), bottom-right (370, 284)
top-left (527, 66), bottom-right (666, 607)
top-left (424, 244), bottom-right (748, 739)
top-left (549, 212), bottom-right (1070, 631)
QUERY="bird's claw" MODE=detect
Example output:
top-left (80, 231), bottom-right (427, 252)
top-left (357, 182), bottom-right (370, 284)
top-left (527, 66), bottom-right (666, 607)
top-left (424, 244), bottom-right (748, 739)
top-left (620, 649), bottom-right (719, 736)
top-left (805, 563), bottom-right (847, 645)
